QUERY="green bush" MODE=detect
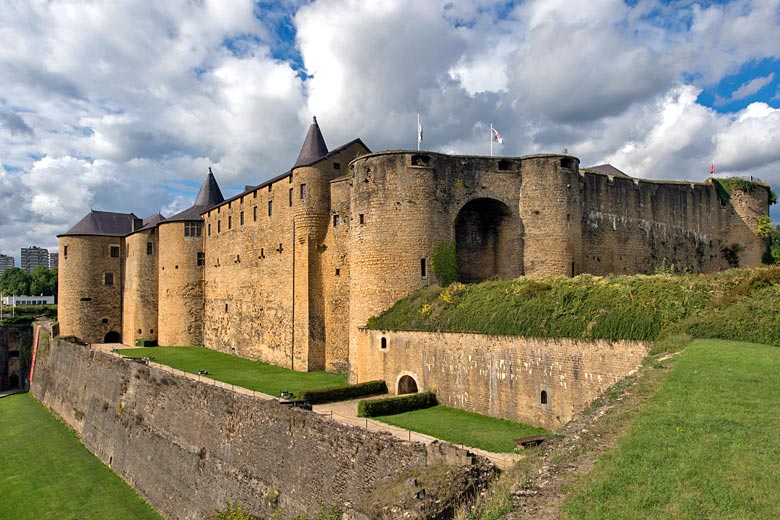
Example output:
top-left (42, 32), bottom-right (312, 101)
top-left (297, 380), bottom-right (387, 404)
top-left (431, 240), bottom-right (459, 286)
top-left (358, 391), bottom-right (438, 417)
top-left (134, 339), bottom-right (157, 347)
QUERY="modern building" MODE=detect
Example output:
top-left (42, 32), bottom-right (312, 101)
top-left (49, 252), bottom-right (59, 269)
top-left (2, 295), bottom-right (56, 306)
top-left (21, 246), bottom-right (49, 273)
top-left (0, 254), bottom-right (14, 276)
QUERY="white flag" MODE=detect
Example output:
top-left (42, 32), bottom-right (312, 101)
top-left (491, 126), bottom-right (503, 144)
top-left (417, 113), bottom-right (423, 147)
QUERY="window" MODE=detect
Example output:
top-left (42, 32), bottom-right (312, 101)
top-left (335, 268), bottom-right (340, 276)
top-left (380, 337), bottom-right (387, 349)
top-left (268, 184), bottom-right (272, 192)
top-left (147, 242), bottom-right (153, 255)
top-left (240, 211), bottom-right (244, 226)
top-left (217, 220), bottom-right (221, 233)
top-left (421, 258), bottom-right (427, 278)
top-left (289, 175), bottom-right (293, 183)
top-left (333, 214), bottom-right (340, 227)
top-left (300, 183), bottom-right (307, 200)
top-left (228, 216), bottom-right (232, 229)
top-left (104, 272), bottom-right (114, 285)
top-left (197, 252), bottom-right (205, 266)
top-left (184, 221), bottom-right (203, 237)
top-left (240, 196), bottom-right (244, 204)
top-left (64, 245), bottom-right (68, 258)
top-left (359, 214), bottom-right (364, 224)
top-left (253, 206), bottom-right (257, 222)
top-left (541, 390), bottom-right (548, 404)
top-left (208, 223), bottom-right (211, 236)
top-left (268, 200), bottom-right (273, 217)
top-left (333, 162), bottom-right (340, 170)
top-left (253, 191), bottom-right (257, 199)
top-left (110, 245), bottom-right (120, 258)
top-left (289, 188), bottom-right (293, 206)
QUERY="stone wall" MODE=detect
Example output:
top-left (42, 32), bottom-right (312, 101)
top-left (0, 325), bottom-right (32, 391)
top-left (30, 335), bottom-right (486, 519)
top-left (353, 329), bottom-right (648, 430)
top-left (58, 235), bottom-right (124, 343)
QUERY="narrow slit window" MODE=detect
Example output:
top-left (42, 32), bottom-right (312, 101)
top-left (421, 258), bottom-right (427, 278)
top-left (333, 214), bottom-right (340, 227)
top-left (335, 268), bottom-right (340, 276)
top-left (208, 223), bottom-right (211, 236)
top-left (253, 206), bottom-right (257, 222)
top-left (359, 214), bottom-right (364, 224)
top-left (197, 252), bottom-right (205, 266)
top-left (64, 245), bottom-right (68, 258)
top-left (268, 200), bottom-right (273, 217)
top-left (240, 211), bottom-right (244, 226)
top-left (228, 215), bottom-right (232, 229)
top-left (300, 183), bottom-right (307, 200)
top-left (380, 337), bottom-right (387, 349)
top-left (147, 242), bottom-right (153, 255)
top-left (289, 188), bottom-right (293, 206)
top-left (217, 220), bottom-right (221, 233)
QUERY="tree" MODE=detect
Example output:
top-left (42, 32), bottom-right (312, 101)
top-left (29, 266), bottom-right (57, 296)
top-left (0, 268), bottom-right (30, 295)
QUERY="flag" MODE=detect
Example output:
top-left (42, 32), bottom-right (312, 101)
top-left (417, 113), bottom-right (423, 148)
top-left (491, 126), bottom-right (503, 144)
top-left (710, 163), bottom-right (715, 176)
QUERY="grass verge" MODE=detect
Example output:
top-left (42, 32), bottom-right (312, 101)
top-left (117, 346), bottom-right (346, 398)
top-left (373, 405), bottom-right (546, 453)
top-left (561, 339), bottom-right (780, 519)
top-left (0, 393), bottom-right (161, 520)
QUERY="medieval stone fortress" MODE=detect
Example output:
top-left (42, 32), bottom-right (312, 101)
top-left (57, 118), bottom-right (770, 430)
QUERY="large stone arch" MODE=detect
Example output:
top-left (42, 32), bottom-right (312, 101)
top-left (454, 198), bottom-right (523, 283)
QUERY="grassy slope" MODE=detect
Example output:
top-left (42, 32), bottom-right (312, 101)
top-left (367, 267), bottom-right (780, 345)
top-left (118, 346), bottom-right (346, 398)
top-left (0, 393), bottom-right (161, 520)
top-left (562, 339), bottom-right (780, 519)
top-left (374, 405), bottom-right (546, 453)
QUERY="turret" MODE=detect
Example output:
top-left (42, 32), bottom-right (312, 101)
top-left (157, 169), bottom-right (224, 346)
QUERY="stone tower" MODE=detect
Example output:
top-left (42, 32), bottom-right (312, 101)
top-left (157, 169), bottom-right (224, 346)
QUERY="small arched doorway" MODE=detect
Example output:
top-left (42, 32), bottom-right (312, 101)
top-left (454, 198), bottom-right (523, 283)
top-left (104, 331), bottom-right (121, 343)
top-left (398, 375), bottom-right (418, 394)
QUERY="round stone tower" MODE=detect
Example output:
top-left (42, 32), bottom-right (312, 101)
top-left (157, 169), bottom-right (224, 347)
top-left (717, 180), bottom-right (772, 267)
top-left (122, 215), bottom-right (164, 345)
top-left (57, 211), bottom-right (137, 343)
top-left (518, 155), bottom-right (583, 276)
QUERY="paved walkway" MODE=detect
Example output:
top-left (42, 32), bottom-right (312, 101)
top-left (0, 388), bottom-right (21, 399)
top-left (94, 343), bottom-right (522, 469)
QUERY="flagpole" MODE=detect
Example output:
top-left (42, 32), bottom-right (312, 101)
top-left (417, 113), bottom-right (421, 151)
top-left (490, 123), bottom-right (493, 157)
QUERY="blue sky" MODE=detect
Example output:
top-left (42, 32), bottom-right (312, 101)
top-left (1, 0), bottom-right (779, 261)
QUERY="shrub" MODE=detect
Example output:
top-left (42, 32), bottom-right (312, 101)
top-left (431, 241), bottom-right (459, 287)
top-left (135, 339), bottom-right (157, 347)
top-left (358, 391), bottom-right (438, 417)
top-left (297, 380), bottom-right (387, 404)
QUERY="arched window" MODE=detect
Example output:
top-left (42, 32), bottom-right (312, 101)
top-left (541, 390), bottom-right (548, 404)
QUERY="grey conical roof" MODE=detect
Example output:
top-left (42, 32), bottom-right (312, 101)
top-left (194, 167), bottom-right (225, 206)
top-left (166, 167), bottom-right (225, 221)
top-left (293, 116), bottom-right (329, 168)
top-left (58, 210), bottom-right (139, 237)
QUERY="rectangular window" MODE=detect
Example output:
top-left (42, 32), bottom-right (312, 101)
top-left (184, 221), bottom-right (203, 237)
top-left (253, 206), bottom-right (257, 222)
top-left (64, 245), bottom-right (68, 258)
top-left (333, 214), bottom-right (340, 227)
top-left (208, 223), bottom-right (211, 236)
top-left (253, 191), bottom-right (257, 199)
top-left (300, 183), bottom-right (307, 200)
top-left (240, 196), bottom-right (244, 204)
top-left (197, 252), bottom-right (205, 266)
top-left (359, 214), bottom-right (365, 224)
top-left (110, 245), bottom-right (120, 258)
top-left (268, 200), bottom-right (273, 217)
top-left (147, 242), bottom-right (153, 255)
top-left (104, 272), bottom-right (114, 285)
top-left (335, 268), bottom-right (340, 276)
top-left (421, 258), bottom-right (427, 278)
top-left (289, 188), bottom-right (293, 206)
top-left (228, 215), bottom-right (232, 229)
top-left (240, 211), bottom-right (244, 226)
top-left (268, 184), bottom-right (272, 192)
top-left (217, 220), bottom-right (221, 233)
top-left (333, 162), bottom-right (340, 170)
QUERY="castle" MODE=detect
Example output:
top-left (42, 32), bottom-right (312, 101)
top-left (58, 118), bottom-right (771, 383)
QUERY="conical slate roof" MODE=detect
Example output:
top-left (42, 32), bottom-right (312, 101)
top-left (292, 116), bottom-right (328, 168)
top-left (58, 210), bottom-right (138, 237)
top-left (167, 167), bottom-right (226, 221)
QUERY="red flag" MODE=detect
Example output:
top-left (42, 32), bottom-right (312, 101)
top-left (710, 163), bottom-right (715, 175)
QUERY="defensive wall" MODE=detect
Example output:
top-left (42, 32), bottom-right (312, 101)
top-left (29, 329), bottom-right (489, 519)
top-left (353, 329), bottom-right (648, 430)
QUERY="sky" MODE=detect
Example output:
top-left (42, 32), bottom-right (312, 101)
top-left (1, 0), bottom-right (779, 263)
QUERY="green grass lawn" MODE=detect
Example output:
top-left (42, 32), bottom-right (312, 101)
top-left (562, 339), bottom-right (780, 519)
top-left (0, 393), bottom-right (161, 520)
top-left (118, 346), bottom-right (346, 398)
top-left (373, 405), bottom-right (546, 453)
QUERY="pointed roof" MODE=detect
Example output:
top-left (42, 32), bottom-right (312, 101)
top-left (293, 116), bottom-right (329, 168)
top-left (194, 166), bottom-right (224, 206)
top-left (58, 210), bottom-right (139, 237)
top-left (166, 167), bottom-right (226, 222)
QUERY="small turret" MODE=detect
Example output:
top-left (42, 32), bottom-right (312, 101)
top-left (293, 117), bottom-right (329, 168)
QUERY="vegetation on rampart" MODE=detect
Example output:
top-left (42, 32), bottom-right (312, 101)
top-left (367, 266), bottom-right (780, 346)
